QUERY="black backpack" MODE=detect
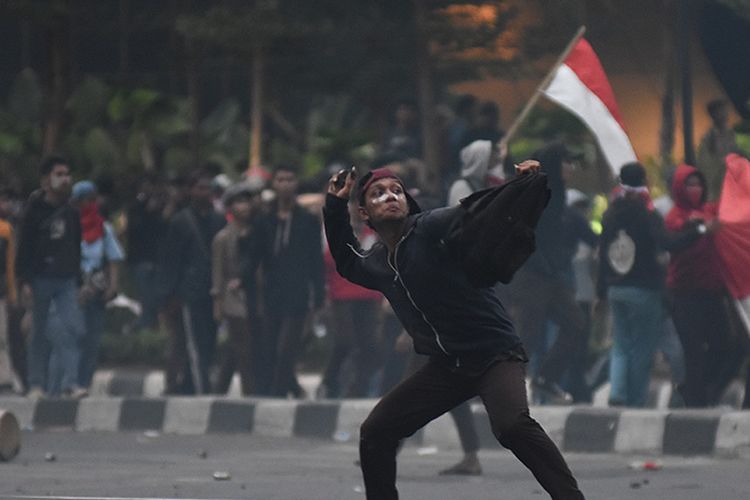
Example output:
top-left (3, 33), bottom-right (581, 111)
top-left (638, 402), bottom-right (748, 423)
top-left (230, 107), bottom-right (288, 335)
top-left (446, 172), bottom-right (551, 287)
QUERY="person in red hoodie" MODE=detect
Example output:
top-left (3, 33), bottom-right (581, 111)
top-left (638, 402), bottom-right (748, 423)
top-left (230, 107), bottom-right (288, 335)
top-left (665, 164), bottom-right (742, 407)
top-left (319, 200), bottom-right (383, 399)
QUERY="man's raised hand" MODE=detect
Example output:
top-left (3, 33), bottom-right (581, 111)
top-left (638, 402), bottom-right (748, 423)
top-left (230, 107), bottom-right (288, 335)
top-left (328, 166), bottom-right (357, 199)
top-left (515, 160), bottom-right (541, 175)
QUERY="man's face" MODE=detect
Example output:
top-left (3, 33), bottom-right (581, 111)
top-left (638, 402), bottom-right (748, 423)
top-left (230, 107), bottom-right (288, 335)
top-left (359, 177), bottom-right (409, 227)
top-left (45, 164), bottom-right (72, 198)
top-left (190, 177), bottom-right (213, 207)
top-left (272, 170), bottom-right (298, 199)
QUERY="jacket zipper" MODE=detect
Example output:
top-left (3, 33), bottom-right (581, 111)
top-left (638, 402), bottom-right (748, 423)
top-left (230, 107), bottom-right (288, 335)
top-left (387, 231), bottom-right (451, 358)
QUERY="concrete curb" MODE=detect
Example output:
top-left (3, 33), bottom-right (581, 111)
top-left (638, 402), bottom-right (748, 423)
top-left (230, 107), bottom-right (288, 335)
top-left (2, 396), bottom-right (748, 457)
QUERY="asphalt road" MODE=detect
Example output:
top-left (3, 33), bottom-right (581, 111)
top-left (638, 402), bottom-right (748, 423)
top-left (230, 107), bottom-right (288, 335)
top-left (0, 431), bottom-right (749, 500)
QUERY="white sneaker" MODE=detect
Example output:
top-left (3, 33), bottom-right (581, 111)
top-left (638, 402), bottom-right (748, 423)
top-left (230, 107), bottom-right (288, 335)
top-left (26, 387), bottom-right (46, 400)
top-left (63, 387), bottom-right (89, 399)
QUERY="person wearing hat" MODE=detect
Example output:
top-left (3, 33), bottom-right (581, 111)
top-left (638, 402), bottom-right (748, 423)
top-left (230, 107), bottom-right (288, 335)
top-left (596, 162), bottom-right (668, 407)
top-left (211, 182), bottom-right (262, 395)
top-left (70, 180), bottom-right (125, 395)
top-left (324, 165), bottom-right (585, 500)
top-left (16, 156), bottom-right (85, 399)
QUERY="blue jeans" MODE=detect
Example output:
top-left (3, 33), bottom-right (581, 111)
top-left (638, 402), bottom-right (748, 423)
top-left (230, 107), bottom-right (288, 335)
top-left (28, 277), bottom-right (85, 392)
top-left (607, 286), bottom-right (664, 407)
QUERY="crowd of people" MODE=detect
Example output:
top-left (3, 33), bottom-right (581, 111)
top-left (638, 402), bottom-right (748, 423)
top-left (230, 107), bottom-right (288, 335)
top-left (0, 96), bottom-right (747, 422)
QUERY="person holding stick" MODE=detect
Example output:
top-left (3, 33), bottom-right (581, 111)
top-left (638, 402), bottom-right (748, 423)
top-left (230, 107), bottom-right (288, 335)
top-left (323, 164), bottom-right (585, 500)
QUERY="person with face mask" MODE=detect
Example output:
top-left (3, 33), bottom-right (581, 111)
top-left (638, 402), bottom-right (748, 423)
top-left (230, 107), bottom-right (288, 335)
top-left (70, 180), bottom-right (124, 394)
top-left (15, 156), bottom-right (86, 399)
top-left (665, 165), bottom-right (742, 407)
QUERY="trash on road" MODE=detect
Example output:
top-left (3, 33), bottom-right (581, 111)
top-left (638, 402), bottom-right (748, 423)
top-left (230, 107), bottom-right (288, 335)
top-left (44, 452), bottom-right (56, 462)
top-left (353, 485), bottom-right (364, 493)
top-left (416, 446), bottom-right (438, 456)
top-left (213, 471), bottom-right (231, 481)
top-left (143, 430), bottom-right (160, 439)
top-left (628, 460), bottom-right (663, 471)
top-left (197, 449), bottom-right (208, 459)
top-left (333, 430), bottom-right (351, 442)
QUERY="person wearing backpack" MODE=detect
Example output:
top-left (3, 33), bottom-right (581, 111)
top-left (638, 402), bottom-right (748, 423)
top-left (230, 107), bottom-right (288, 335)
top-left (597, 162), bottom-right (668, 407)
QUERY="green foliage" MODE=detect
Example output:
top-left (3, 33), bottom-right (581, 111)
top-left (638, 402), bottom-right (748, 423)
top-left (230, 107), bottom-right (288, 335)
top-left (99, 327), bottom-right (168, 366)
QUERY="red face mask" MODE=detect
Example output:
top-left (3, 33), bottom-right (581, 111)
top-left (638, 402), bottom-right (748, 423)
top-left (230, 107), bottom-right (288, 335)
top-left (684, 185), bottom-right (704, 207)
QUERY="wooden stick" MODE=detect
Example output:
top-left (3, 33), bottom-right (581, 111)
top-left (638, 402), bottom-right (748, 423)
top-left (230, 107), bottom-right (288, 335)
top-left (502, 26), bottom-right (587, 147)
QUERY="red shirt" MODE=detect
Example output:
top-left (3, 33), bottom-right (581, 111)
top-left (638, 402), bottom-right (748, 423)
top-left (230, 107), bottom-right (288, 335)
top-left (323, 227), bottom-right (381, 302)
top-left (665, 164), bottom-right (725, 292)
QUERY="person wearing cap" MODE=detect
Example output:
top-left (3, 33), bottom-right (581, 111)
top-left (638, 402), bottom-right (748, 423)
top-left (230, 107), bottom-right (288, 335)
top-left (506, 142), bottom-right (586, 405)
top-left (324, 164), bottom-right (585, 500)
top-left (596, 163), bottom-right (668, 407)
top-left (211, 182), bottom-right (262, 395)
top-left (70, 180), bottom-right (125, 394)
top-left (15, 156), bottom-right (85, 399)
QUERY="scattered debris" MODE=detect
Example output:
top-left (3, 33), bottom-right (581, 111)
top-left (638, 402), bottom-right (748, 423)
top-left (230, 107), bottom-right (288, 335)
top-left (143, 430), bottom-right (160, 439)
top-left (213, 471), bottom-right (231, 481)
top-left (416, 446), bottom-right (438, 456)
top-left (333, 430), bottom-right (351, 442)
top-left (628, 460), bottom-right (663, 471)
top-left (44, 452), bottom-right (56, 462)
top-left (353, 485), bottom-right (365, 493)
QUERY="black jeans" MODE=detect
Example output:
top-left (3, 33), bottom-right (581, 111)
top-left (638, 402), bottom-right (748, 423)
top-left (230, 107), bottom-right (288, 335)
top-left (509, 269), bottom-right (586, 384)
top-left (672, 291), bottom-right (742, 407)
top-left (360, 358), bottom-right (584, 500)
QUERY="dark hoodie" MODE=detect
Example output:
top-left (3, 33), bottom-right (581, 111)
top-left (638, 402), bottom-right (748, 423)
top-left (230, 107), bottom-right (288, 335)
top-left (665, 164), bottom-right (724, 292)
top-left (519, 143), bottom-right (568, 280)
top-left (15, 190), bottom-right (81, 283)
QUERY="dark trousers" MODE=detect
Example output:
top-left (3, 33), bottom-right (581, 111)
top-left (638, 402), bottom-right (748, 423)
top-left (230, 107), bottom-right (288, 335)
top-left (214, 315), bottom-right (254, 395)
top-left (672, 291), bottom-right (742, 407)
top-left (163, 297), bottom-right (217, 395)
top-left (406, 353), bottom-right (479, 454)
top-left (321, 299), bottom-right (380, 398)
top-left (509, 269), bottom-right (586, 384)
top-left (263, 311), bottom-right (307, 397)
top-left (360, 358), bottom-right (584, 500)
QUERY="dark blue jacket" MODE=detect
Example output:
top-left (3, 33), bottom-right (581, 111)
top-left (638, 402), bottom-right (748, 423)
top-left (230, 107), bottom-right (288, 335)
top-left (323, 194), bottom-right (521, 374)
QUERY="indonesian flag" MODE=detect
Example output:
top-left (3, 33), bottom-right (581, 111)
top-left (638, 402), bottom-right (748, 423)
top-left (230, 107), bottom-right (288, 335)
top-left (543, 38), bottom-right (637, 175)
top-left (716, 153), bottom-right (750, 335)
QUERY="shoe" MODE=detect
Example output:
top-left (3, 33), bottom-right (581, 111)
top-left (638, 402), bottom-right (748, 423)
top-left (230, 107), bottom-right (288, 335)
top-left (439, 455), bottom-right (482, 476)
top-left (532, 376), bottom-right (573, 405)
top-left (26, 387), bottom-right (46, 400)
top-left (63, 387), bottom-right (89, 399)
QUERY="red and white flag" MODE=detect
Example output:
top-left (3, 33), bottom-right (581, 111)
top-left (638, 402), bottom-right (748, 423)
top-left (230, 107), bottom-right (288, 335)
top-left (716, 153), bottom-right (750, 335)
top-left (543, 38), bottom-right (637, 175)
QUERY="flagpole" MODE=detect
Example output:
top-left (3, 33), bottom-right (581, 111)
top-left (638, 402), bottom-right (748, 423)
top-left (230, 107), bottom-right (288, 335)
top-left (501, 25), bottom-right (587, 147)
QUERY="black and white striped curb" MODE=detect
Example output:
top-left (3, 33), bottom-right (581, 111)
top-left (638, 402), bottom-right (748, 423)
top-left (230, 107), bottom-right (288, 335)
top-left (87, 369), bottom-right (747, 411)
top-left (1, 396), bottom-right (748, 457)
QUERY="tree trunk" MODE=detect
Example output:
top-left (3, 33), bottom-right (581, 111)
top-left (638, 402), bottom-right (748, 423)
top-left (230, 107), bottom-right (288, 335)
top-left (678, 0), bottom-right (695, 165)
top-left (42, 19), bottom-right (69, 154)
top-left (186, 38), bottom-right (201, 168)
top-left (248, 44), bottom-right (264, 172)
top-left (119, 0), bottom-right (130, 81)
top-left (413, 0), bottom-right (440, 194)
top-left (659, 0), bottom-right (676, 169)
